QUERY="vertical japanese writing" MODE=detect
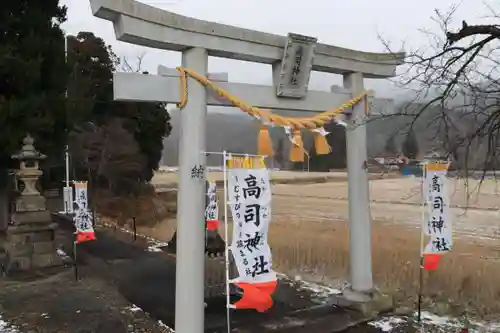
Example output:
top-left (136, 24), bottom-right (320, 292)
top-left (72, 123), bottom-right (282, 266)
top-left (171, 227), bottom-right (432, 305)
top-left (228, 159), bottom-right (276, 283)
top-left (290, 45), bottom-right (303, 86)
top-left (75, 210), bottom-right (92, 231)
top-left (74, 182), bottom-right (88, 211)
top-left (244, 204), bottom-right (261, 227)
top-left (73, 182), bottom-right (95, 237)
top-left (242, 174), bottom-right (261, 199)
top-left (205, 181), bottom-right (218, 221)
top-left (251, 255), bottom-right (270, 277)
top-left (424, 163), bottom-right (452, 254)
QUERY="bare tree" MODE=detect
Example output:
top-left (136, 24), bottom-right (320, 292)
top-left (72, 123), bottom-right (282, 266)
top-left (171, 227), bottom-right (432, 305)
top-left (121, 53), bottom-right (147, 73)
top-left (69, 117), bottom-right (146, 194)
top-left (379, 3), bottom-right (500, 177)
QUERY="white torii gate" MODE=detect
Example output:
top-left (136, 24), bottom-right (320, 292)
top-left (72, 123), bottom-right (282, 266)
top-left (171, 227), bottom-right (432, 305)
top-left (89, 0), bottom-right (405, 332)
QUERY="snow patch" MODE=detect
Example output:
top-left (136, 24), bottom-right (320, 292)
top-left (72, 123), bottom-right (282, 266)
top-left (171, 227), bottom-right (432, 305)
top-left (126, 304), bottom-right (142, 312)
top-left (158, 320), bottom-right (175, 332)
top-left (368, 311), bottom-right (500, 333)
top-left (125, 304), bottom-right (175, 332)
top-left (56, 248), bottom-right (71, 260)
top-left (368, 316), bottom-right (405, 332)
top-left (292, 279), bottom-right (342, 301)
top-left (147, 241), bottom-right (168, 253)
top-left (0, 314), bottom-right (19, 333)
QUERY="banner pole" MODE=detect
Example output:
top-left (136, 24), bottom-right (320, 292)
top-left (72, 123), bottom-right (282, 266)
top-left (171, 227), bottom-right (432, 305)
top-left (73, 240), bottom-right (79, 281)
top-left (417, 257), bottom-right (423, 323)
top-left (222, 151), bottom-right (231, 333)
top-left (418, 162), bottom-right (426, 323)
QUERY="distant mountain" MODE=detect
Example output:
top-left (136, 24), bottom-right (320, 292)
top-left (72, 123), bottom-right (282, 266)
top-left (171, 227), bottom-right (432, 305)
top-left (161, 109), bottom-right (257, 166)
top-left (161, 107), bottom-right (396, 167)
top-left (160, 102), bottom-right (487, 170)
top-left (162, 108), bottom-right (324, 167)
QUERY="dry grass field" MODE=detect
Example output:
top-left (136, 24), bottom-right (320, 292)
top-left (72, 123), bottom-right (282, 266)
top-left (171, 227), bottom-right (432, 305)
top-left (111, 173), bottom-right (500, 320)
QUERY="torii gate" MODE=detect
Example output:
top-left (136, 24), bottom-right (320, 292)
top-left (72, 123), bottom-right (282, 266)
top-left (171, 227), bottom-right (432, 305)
top-left (89, 0), bottom-right (405, 331)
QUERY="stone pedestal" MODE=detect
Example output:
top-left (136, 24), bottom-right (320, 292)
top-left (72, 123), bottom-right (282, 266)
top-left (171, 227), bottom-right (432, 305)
top-left (4, 221), bottom-right (60, 271)
top-left (2, 135), bottom-right (62, 274)
top-left (328, 287), bottom-right (393, 317)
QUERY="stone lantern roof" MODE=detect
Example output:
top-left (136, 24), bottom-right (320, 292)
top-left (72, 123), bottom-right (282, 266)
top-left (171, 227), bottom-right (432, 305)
top-left (11, 134), bottom-right (46, 161)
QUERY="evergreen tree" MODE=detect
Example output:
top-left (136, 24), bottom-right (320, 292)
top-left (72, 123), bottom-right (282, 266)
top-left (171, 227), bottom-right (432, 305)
top-left (67, 32), bottom-right (171, 184)
top-left (0, 0), bottom-right (68, 227)
top-left (66, 32), bottom-right (119, 127)
top-left (120, 101), bottom-right (172, 181)
top-left (0, 0), bottom-right (68, 169)
top-left (402, 128), bottom-right (419, 159)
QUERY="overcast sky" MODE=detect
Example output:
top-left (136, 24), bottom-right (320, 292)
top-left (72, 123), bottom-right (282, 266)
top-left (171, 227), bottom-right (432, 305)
top-left (60, 0), bottom-right (494, 99)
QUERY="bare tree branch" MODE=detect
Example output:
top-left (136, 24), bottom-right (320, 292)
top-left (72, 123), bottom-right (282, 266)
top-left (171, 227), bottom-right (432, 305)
top-left (121, 53), bottom-right (147, 73)
top-left (376, 2), bottom-right (500, 197)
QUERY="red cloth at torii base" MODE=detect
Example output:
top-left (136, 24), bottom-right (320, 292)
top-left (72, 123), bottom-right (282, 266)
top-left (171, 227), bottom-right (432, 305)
top-left (423, 253), bottom-right (441, 270)
top-left (76, 231), bottom-right (96, 244)
top-left (206, 220), bottom-right (220, 231)
top-left (233, 280), bottom-right (278, 312)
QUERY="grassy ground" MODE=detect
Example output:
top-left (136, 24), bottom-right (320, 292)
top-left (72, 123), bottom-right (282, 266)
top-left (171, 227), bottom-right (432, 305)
top-left (266, 217), bottom-right (500, 319)
top-left (126, 215), bottom-right (500, 321)
top-left (97, 173), bottom-right (500, 323)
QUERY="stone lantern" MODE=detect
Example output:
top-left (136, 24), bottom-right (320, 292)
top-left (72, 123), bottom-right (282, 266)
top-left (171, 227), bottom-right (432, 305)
top-left (3, 134), bottom-right (61, 272)
top-left (11, 134), bottom-right (47, 213)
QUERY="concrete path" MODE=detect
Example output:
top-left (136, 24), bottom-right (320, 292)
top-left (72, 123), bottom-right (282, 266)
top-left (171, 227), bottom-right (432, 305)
top-left (52, 214), bottom-right (382, 333)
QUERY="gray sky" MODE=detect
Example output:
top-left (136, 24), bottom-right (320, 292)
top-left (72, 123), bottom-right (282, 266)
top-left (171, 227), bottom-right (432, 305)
top-left (60, 0), bottom-right (494, 99)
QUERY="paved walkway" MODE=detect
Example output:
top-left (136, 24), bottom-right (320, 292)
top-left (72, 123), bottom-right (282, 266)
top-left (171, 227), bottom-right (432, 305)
top-left (52, 214), bottom-right (383, 332)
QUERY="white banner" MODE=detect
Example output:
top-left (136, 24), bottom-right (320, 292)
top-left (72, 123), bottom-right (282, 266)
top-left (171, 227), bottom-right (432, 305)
top-left (73, 181), bottom-right (94, 236)
top-left (228, 166), bottom-right (275, 283)
top-left (74, 181), bottom-right (88, 211)
top-left (74, 209), bottom-right (94, 233)
top-left (205, 181), bottom-right (218, 221)
top-left (423, 163), bottom-right (452, 254)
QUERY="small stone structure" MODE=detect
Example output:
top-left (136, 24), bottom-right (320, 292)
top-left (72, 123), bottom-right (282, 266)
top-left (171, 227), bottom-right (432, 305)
top-left (3, 135), bottom-right (61, 272)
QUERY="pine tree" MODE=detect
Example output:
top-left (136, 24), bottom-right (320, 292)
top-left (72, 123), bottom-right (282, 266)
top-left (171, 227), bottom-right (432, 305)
top-left (0, 0), bottom-right (69, 228)
top-left (67, 32), bottom-right (171, 184)
top-left (0, 0), bottom-right (68, 168)
top-left (66, 32), bottom-right (119, 127)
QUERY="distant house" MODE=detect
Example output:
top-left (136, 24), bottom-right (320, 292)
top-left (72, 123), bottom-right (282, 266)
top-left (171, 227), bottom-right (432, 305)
top-left (422, 149), bottom-right (450, 162)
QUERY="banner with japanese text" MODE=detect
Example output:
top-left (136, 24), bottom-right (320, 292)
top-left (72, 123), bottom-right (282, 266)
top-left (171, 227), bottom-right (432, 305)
top-left (227, 157), bottom-right (275, 284)
top-left (73, 181), bottom-right (95, 243)
top-left (423, 162), bottom-right (451, 254)
top-left (205, 180), bottom-right (220, 231)
top-left (74, 181), bottom-right (88, 211)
